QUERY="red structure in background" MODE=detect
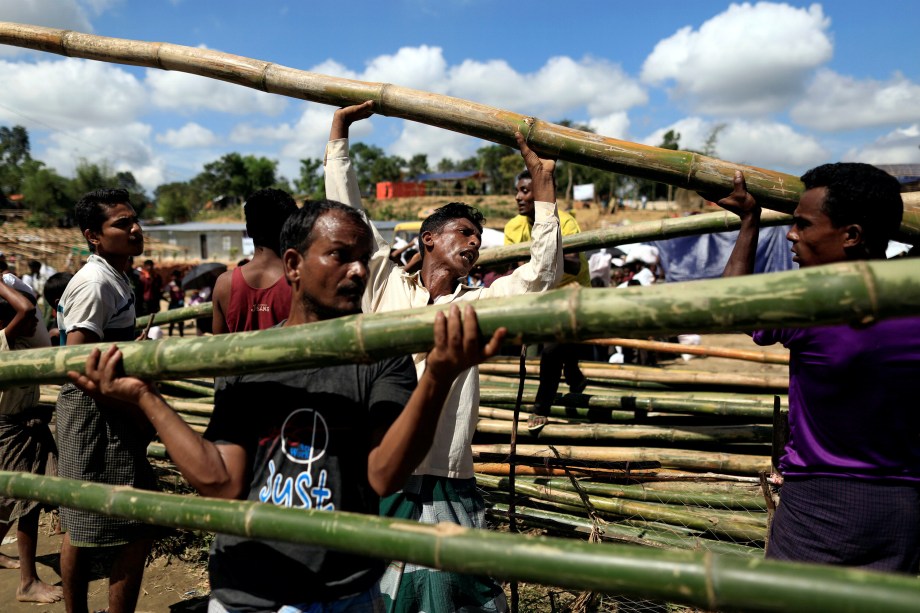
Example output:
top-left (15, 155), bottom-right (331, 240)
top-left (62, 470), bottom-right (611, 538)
top-left (376, 181), bottom-right (426, 199)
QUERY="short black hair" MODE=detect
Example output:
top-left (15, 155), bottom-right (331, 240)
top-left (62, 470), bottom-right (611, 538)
top-left (245, 188), bottom-right (298, 254)
top-left (75, 188), bottom-right (132, 253)
top-left (43, 272), bottom-right (74, 307)
top-left (800, 163), bottom-right (903, 257)
top-left (417, 202), bottom-right (485, 258)
top-left (515, 169), bottom-right (532, 184)
top-left (280, 199), bottom-right (371, 255)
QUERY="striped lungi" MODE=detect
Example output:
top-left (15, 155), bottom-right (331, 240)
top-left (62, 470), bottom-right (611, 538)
top-left (0, 405), bottom-right (58, 524)
top-left (768, 476), bottom-right (920, 573)
top-left (379, 475), bottom-right (507, 613)
top-left (55, 383), bottom-right (158, 546)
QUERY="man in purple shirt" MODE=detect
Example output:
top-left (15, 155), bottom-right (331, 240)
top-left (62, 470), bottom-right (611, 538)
top-left (715, 162), bottom-right (920, 573)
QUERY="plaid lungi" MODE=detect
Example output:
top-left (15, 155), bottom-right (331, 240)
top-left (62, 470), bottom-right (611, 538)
top-left (768, 476), bottom-right (920, 573)
top-left (379, 476), bottom-right (507, 613)
top-left (0, 405), bottom-right (57, 524)
top-left (55, 383), bottom-right (158, 546)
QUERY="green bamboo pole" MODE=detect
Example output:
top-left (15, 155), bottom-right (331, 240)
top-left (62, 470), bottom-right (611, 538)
top-left (0, 258), bottom-right (916, 386)
top-left (474, 444), bottom-right (770, 475)
top-left (0, 21), bottom-right (918, 243)
top-left (487, 502), bottom-right (762, 557)
top-left (500, 475), bottom-right (767, 511)
top-left (135, 302), bottom-right (212, 329)
top-left (477, 419), bottom-right (772, 445)
top-left (477, 474), bottom-right (763, 542)
top-left (158, 379), bottom-right (216, 397)
top-left (1, 471), bottom-right (917, 612)
top-left (477, 210), bottom-right (797, 267)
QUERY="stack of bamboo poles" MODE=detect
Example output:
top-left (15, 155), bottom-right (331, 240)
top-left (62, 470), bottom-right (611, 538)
top-left (473, 350), bottom-right (782, 557)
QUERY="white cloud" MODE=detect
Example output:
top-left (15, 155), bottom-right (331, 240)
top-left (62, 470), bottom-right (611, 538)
top-left (145, 66), bottom-right (288, 116)
top-left (43, 122), bottom-right (167, 191)
top-left (362, 45), bottom-right (448, 92)
top-left (156, 122), bottom-right (217, 148)
top-left (642, 117), bottom-right (827, 171)
top-left (844, 124), bottom-right (920, 165)
top-left (641, 2), bottom-right (832, 115)
top-left (0, 58), bottom-right (146, 128)
top-left (792, 70), bottom-right (920, 131)
top-left (589, 112), bottom-right (631, 140)
top-left (389, 122), bottom-right (478, 165)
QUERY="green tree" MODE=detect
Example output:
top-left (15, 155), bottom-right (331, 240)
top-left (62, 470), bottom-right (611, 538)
top-left (476, 144), bottom-right (515, 192)
top-left (349, 143), bottom-right (404, 196)
top-left (294, 158), bottom-right (324, 198)
top-left (406, 153), bottom-right (429, 180)
top-left (21, 162), bottom-right (72, 227)
top-left (0, 125), bottom-right (32, 197)
top-left (701, 123), bottom-right (726, 157)
top-left (193, 153), bottom-right (285, 205)
top-left (154, 182), bottom-right (202, 223)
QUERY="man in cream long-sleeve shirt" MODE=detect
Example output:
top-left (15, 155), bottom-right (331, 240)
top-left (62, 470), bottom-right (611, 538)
top-left (324, 101), bottom-right (562, 613)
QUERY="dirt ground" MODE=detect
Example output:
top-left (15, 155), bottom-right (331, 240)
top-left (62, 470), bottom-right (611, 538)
top-left (0, 334), bottom-right (786, 611)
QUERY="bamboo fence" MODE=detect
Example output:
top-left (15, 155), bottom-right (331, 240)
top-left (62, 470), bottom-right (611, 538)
top-left (0, 21), bottom-right (918, 243)
top-left (0, 471), bottom-right (918, 613)
top-left (0, 258), bottom-right (916, 386)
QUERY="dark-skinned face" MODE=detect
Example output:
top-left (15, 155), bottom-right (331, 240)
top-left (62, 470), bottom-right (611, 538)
top-left (787, 187), bottom-right (851, 267)
top-left (515, 177), bottom-right (535, 219)
top-left (424, 217), bottom-right (482, 278)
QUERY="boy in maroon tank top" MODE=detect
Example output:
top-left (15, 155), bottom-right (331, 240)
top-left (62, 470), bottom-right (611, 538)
top-left (212, 188), bottom-right (297, 333)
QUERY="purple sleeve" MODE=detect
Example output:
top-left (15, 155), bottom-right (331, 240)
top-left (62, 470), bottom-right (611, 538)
top-left (752, 328), bottom-right (797, 347)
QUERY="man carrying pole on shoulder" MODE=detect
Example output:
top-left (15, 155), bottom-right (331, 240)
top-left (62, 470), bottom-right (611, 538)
top-left (71, 200), bottom-right (507, 612)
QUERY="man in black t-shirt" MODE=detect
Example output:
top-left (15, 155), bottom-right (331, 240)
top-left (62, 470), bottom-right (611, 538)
top-left (70, 200), bottom-right (506, 611)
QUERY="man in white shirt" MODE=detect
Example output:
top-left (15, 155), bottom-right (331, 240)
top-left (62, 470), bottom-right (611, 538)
top-left (324, 101), bottom-right (562, 613)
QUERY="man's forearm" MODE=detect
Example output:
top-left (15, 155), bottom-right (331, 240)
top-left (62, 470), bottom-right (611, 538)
top-left (136, 389), bottom-right (240, 498)
top-left (722, 211), bottom-right (761, 277)
top-left (366, 371), bottom-right (453, 497)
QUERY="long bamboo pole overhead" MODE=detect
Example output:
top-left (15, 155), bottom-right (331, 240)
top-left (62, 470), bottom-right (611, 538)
top-left (0, 258), bottom-right (916, 386)
top-left (1, 471), bottom-right (918, 613)
top-left (0, 21), bottom-right (917, 242)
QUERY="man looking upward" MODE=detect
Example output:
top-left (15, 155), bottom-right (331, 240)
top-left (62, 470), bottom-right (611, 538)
top-left (325, 101), bottom-right (562, 612)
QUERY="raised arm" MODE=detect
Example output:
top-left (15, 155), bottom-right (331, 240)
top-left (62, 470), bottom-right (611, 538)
top-left (367, 305), bottom-right (505, 496)
top-left (0, 282), bottom-right (37, 341)
top-left (487, 132), bottom-right (563, 296)
top-left (324, 100), bottom-right (395, 311)
top-left (68, 346), bottom-right (248, 499)
top-left (715, 171), bottom-right (762, 277)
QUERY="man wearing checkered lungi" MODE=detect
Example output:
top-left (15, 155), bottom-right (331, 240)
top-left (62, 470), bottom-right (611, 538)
top-left (324, 102), bottom-right (563, 612)
top-left (715, 163), bottom-right (920, 573)
top-left (55, 189), bottom-right (156, 612)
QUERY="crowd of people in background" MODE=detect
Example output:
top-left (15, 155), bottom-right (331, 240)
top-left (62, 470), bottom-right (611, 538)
top-left (0, 99), bottom-right (916, 612)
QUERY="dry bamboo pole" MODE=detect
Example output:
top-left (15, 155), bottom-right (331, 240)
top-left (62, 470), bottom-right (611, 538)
top-left (479, 379), bottom-right (781, 406)
top-left (487, 502), bottom-right (762, 557)
top-left (159, 379), bottom-right (215, 397)
top-left (481, 360), bottom-right (789, 390)
top-left (477, 210), bottom-right (796, 268)
top-left (476, 474), bottom-right (765, 541)
top-left (2, 473), bottom-right (918, 612)
top-left (479, 389), bottom-right (778, 418)
top-left (477, 419), bottom-right (771, 445)
top-left (0, 21), bottom-right (917, 244)
top-left (500, 475), bottom-right (767, 511)
top-left (588, 338), bottom-right (790, 364)
top-left (474, 444), bottom-right (770, 475)
top-left (0, 258), bottom-right (916, 386)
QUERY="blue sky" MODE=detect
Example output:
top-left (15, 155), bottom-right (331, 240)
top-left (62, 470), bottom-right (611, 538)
top-left (0, 0), bottom-right (918, 193)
